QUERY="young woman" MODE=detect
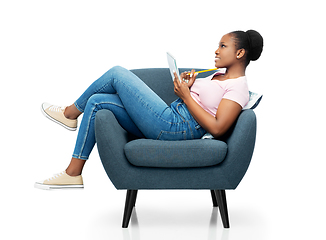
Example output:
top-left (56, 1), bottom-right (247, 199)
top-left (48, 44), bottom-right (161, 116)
top-left (35, 30), bottom-right (263, 190)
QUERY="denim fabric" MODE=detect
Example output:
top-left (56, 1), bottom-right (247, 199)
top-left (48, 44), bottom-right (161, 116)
top-left (72, 66), bottom-right (206, 160)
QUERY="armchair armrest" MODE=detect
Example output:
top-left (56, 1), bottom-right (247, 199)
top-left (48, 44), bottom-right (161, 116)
top-left (95, 109), bottom-right (138, 188)
top-left (219, 110), bottom-right (257, 187)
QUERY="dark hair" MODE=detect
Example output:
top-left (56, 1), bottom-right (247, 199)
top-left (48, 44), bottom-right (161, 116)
top-left (230, 30), bottom-right (264, 66)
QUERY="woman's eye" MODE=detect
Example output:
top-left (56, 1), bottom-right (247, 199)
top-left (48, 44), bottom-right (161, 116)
top-left (221, 44), bottom-right (226, 48)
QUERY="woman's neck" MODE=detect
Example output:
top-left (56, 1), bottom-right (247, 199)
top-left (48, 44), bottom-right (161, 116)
top-left (223, 65), bottom-right (246, 80)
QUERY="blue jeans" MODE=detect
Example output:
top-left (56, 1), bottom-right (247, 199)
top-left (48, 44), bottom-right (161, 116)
top-left (72, 66), bottom-right (206, 160)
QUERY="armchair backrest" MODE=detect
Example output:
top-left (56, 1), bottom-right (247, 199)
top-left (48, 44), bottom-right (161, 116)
top-left (131, 68), bottom-right (215, 105)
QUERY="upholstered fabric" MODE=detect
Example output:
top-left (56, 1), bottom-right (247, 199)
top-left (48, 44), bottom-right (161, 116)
top-left (124, 139), bottom-right (228, 168)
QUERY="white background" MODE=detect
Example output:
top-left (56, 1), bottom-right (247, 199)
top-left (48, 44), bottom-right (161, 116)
top-left (1, 0), bottom-right (325, 239)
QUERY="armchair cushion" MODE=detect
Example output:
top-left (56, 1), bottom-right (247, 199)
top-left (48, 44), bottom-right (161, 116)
top-left (124, 139), bottom-right (228, 168)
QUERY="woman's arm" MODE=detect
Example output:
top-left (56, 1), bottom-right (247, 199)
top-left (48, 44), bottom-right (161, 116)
top-left (173, 71), bottom-right (242, 138)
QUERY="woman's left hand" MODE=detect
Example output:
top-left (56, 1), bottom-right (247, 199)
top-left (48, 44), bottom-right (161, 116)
top-left (173, 70), bottom-right (197, 101)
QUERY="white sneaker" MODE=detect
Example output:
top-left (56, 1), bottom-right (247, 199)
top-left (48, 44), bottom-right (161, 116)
top-left (34, 171), bottom-right (84, 190)
top-left (41, 103), bottom-right (78, 131)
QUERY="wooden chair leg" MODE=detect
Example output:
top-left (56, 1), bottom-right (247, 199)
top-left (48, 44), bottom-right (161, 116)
top-left (214, 190), bottom-right (230, 228)
top-left (122, 190), bottom-right (138, 228)
top-left (210, 190), bottom-right (218, 207)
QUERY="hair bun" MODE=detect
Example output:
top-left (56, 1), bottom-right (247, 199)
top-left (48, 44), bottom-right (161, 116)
top-left (246, 30), bottom-right (264, 61)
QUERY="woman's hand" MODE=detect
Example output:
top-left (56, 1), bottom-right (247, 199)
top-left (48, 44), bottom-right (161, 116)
top-left (173, 69), bottom-right (197, 100)
top-left (179, 69), bottom-right (197, 88)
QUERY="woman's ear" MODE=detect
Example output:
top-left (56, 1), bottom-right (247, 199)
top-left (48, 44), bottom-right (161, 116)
top-left (236, 49), bottom-right (246, 59)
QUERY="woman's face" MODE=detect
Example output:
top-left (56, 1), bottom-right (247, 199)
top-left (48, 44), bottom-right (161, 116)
top-left (214, 34), bottom-right (238, 68)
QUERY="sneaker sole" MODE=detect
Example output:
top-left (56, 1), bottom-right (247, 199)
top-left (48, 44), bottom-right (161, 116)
top-left (41, 104), bottom-right (77, 131)
top-left (34, 182), bottom-right (84, 190)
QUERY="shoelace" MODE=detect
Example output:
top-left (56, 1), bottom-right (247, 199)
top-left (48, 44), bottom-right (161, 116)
top-left (46, 171), bottom-right (65, 181)
top-left (49, 105), bottom-right (65, 112)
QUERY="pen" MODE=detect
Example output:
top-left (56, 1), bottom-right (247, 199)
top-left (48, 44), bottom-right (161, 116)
top-left (186, 68), bottom-right (219, 75)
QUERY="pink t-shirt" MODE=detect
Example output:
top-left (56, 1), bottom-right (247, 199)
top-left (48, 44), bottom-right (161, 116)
top-left (190, 73), bottom-right (249, 116)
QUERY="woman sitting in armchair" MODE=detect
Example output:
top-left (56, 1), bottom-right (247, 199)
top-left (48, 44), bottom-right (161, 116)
top-left (35, 30), bottom-right (263, 190)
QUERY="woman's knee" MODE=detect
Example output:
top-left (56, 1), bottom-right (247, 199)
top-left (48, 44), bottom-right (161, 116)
top-left (87, 94), bottom-right (102, 107)
top-left (84, 94), bottom-right (107, 115)
top-left (86, 93), bottom-right (124, 111)
top-left (108, 65), bottom-right (128, 76)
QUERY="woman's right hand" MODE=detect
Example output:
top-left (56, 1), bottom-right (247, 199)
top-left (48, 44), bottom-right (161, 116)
top-left (180, 69), bottom-right (198, 88)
